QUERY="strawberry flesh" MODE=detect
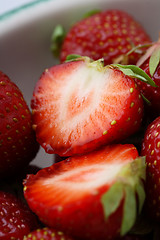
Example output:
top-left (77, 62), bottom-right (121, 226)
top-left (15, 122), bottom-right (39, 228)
top-left (24, 144), bottom-right (145, 240)
top-left (31, 58), bottom-right (143, 156)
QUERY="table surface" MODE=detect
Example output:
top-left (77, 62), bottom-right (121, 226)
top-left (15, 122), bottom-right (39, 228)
top-left (0, 0), bottom-right (35, 15)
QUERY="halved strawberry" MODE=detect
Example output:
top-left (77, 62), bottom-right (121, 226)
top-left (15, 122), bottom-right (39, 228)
top-left (23, 144), bottom-right (146, 240)
top-left (31, 57), bottom-right (144, 157)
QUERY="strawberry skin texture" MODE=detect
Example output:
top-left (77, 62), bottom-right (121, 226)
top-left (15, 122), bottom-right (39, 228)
top-left (0, 71), bottom-right (39, 179)
top-left (24, 227), bottom-right (74, 240)
top-left (23, 144), bottom-right (145, 240)
top-left (0, 191), bottom-right (40, 240)
top-left (141, 116), bottom-right (160, 222)
top-left (60, 10), bottom-right (151, 65)
top-left (31, 59), bottom-right (143, 157)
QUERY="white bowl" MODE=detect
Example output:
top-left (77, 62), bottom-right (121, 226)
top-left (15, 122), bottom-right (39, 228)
top-left (0, 0), bottom-right (160, 168)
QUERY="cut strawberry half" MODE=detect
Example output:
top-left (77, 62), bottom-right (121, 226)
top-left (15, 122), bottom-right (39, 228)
top-left (31, 57), bottom-right (144, 156)
top-left (23, 144), bottom-right (146, 240)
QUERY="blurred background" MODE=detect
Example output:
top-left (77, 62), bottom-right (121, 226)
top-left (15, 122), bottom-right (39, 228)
top-left (0, 0), bottom-right (36, 15)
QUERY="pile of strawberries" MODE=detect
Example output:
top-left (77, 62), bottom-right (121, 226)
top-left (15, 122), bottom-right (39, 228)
top-left (1, 8), bottom-right (160, 240)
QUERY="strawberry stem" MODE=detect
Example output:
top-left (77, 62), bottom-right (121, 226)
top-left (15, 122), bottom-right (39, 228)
top-left (126, 43), bottom-right (153, 56)
top-left (141, 94), bottom-right (151, 105)
top-left (101, 157), bottom-right (146, 237)
top-left (112, 64), bottom-right (157, 87)
top-left (83, 9), bottom-right (101, 18)
top-left (65, 54), bottom-right (83, 62)
top-left (149, 47), bottom-right (160, 76)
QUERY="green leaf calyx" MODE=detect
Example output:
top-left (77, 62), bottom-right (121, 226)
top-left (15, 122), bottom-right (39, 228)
top-left (111, 64), bottom-right (157, 87)
top-left (149, 47), bottom-right (160, 77)
top-left (50, 24), bottom-right (66, 58)
top-left (101, 157), bottom-right (146, 236)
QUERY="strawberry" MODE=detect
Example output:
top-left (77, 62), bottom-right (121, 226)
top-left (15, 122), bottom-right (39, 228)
top-left (135, 40), bottom-right (160, 119)
top-left (0, 71), bottom-right (39, 179)
top-left (0, 190), bottom-right (40, 240)
top-left (141, 116), bottom-right (160, 222)
top-left (24, 227), bottom-right (74, 240)
top-left (23, 144), bottom-right (146, 240)
top-left (56, 9), bottom-right (151, 65)
top-left (31, 57), bottom-right (146, 157)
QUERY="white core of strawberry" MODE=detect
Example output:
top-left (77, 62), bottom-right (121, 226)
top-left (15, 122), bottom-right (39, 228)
top-left (42, 61), bottom-right (130, 148)
top-left (58, 64), bottom-right (107, 120)
top-left (40, 159), bottom-right (131, 194)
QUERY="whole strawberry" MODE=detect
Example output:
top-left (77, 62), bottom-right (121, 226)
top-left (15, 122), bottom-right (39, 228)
top-left (23, 144), bottom-right (146, 240)
top-left (0, 71), bottom-right (39, 179)
top-left (31, 57), bottom-right (146, 157)
top-left (141, 116), bottom-right (160, 222)
top-left (0, 190), bottom-right (40, 240)
top-left (135, 40), bottom-right (160, 119)
top-left (24, 227), bottom-right (74, 240)
top-left (58, 9), bottom-right (151, 65)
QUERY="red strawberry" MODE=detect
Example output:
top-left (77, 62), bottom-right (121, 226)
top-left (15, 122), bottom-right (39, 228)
top-left (57, 9), bottom-right (151, 65)
top-left (31, 57), bottom-right (144, 157)
top-left (0, 71), bottom-right (39, 179)
top-left (141, 116), bottom-right (160, 222)
top-left (0, 190), bottom-right (40, 240)
top-left (24, 227), bottom-right (74, 240)
top-left (135, 40), bottom-right (160, 119)
top-left (23, 144), bottom-right (146, 240)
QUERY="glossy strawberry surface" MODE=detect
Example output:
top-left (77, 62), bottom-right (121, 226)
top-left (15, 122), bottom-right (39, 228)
top-left (60, 10), bottom-right (151, 65)
top-left (24, 227), bottom-right (74, 240)
top-left (0, 71), bottom-right (39, 179)
top-left (141, 116), bottom-right (160, 222)
top-left (0, 191), bottom-right (39, 240)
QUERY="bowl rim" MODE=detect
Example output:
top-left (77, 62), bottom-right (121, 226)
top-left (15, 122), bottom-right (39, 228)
top-left (0, 0), bottom-right (54, 21)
